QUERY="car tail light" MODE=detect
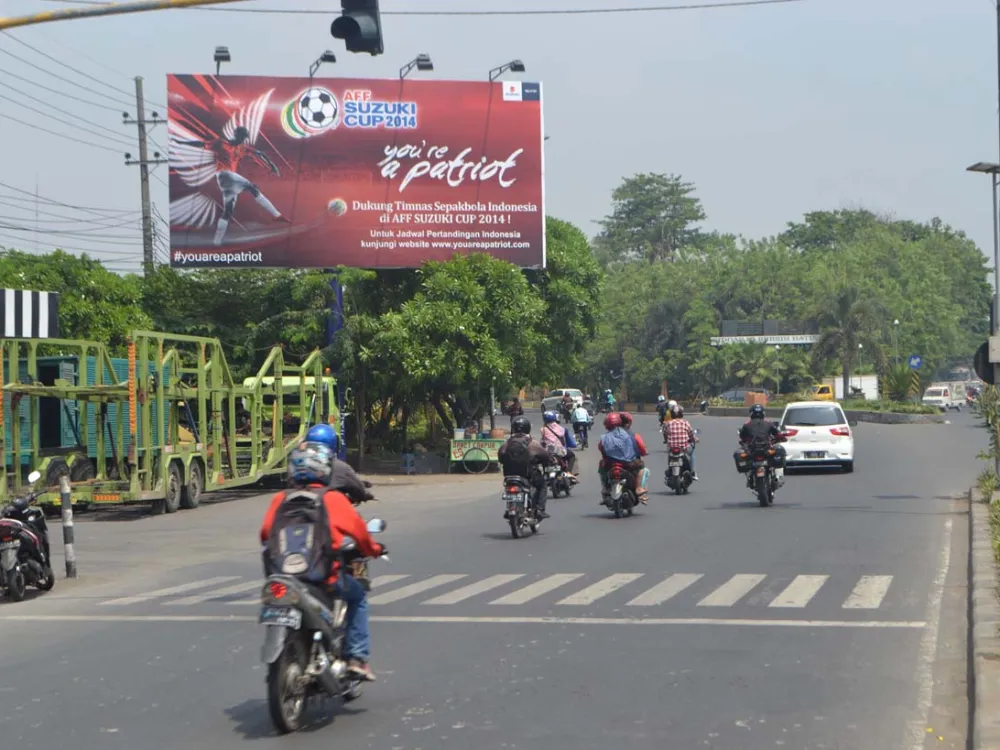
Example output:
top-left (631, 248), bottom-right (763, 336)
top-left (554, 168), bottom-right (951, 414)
top-left (783, 428), bottom-right (798, 437)
top-left (830, 426), bottom-right (850, 437)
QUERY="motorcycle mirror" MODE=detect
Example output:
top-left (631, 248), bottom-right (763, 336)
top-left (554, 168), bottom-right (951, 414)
top-left (339, 535), bottom-right (358, 553)
top-left (27, 470), bottom-right (41, 485)
top-left (366, 518), bottom-right (386, 533)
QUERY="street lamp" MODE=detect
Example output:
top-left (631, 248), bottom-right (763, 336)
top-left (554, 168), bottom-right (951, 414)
top-left (309, 50), bottom-right (337, 78)
top-left (773, 344), bottom-right (781, 395)
top-left (400, 53), bottom-right (433, 79)
top-left (893, 319), bottom-right (900, 364)
top-left (488, 59), bottom-right (525, 82)
top-left (966, 161), bottom-right (1000, 335)
top-left (213, 46), bottom-right (230, 76)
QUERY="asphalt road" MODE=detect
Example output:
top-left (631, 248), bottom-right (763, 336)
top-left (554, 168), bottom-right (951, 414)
top-left (0, 409), bottom-right (982, 750)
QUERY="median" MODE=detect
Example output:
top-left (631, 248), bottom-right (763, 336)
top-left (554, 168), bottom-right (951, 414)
top-left (704, 398), bottom-right (947, 424)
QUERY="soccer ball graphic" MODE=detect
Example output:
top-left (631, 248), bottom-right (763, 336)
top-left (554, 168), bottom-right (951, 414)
top-left (298, 88), bottom-right (338, 131)
top-left (327, 198), bottom-right (347, 216)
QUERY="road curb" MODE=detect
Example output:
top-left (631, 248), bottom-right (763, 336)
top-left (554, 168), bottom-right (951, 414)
top-left (703, 406), bottom-right (947, 424)
top-left (971, 490), bottom-right (1000, 748)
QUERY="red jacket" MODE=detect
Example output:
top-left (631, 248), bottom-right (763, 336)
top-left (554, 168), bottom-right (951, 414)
top-left (260, 485), bottom-right (383, 585)
top-left (632, 432), bottom-right (648, 457)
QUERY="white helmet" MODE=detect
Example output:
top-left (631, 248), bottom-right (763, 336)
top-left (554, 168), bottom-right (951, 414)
top-left (657, 395), bottom-right (665, 403)
top-left (667, 399), bottom-right (678, 409)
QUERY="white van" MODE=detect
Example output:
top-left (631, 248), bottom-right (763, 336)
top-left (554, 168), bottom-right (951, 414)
top-left (921, 385), bottom-right (963, 411)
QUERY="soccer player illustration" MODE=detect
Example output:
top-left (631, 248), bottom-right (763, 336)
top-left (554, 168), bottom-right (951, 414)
top-left (169, 89), bottom-right (290, 246)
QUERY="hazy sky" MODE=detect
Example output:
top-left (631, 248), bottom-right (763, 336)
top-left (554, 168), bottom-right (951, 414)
top-left (0, 0), bottom-right (997, 275)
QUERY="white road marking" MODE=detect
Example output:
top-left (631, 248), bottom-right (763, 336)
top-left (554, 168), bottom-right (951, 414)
top-left (842, 575), bottom-right (894, 609)
top-left (489, 574), bottom-right (584, 605)
top-left (556, 574), bottom-right (644, 605)
top-left (165, 580), bottom-right (261, 607)
top-left (224, 573), bottom-right (414, 606)
top-left (906, 517), bottom-right (952, 750)
top-left (367, 574), bottom-right (467, 605)
top-left (627, 574), bottom-right (704, 607)
top-left (697, 574), bottom-right (766, 607)
top-left (98, 576), bottom-right (241, 606)
top-left (768, 575), bottom-right (829, 608)
top-left (423, 574), bottom-right (525, 605)
top-left (0, 613), bottom-right (927, 628)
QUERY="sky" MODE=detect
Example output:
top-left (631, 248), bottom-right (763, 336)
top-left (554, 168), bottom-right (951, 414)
top-left (0, 0), bottom-right (997, 276)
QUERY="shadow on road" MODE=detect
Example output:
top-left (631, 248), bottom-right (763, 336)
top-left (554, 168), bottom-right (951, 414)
top-left (225, 696), bottom-right (365, 739)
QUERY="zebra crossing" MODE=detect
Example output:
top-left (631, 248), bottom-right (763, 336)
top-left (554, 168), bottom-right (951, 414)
top-left (94, 571), bottom-right (901, 612)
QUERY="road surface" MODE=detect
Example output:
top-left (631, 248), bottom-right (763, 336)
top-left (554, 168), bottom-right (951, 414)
top-left (0, 410), bottom-right (980, 749)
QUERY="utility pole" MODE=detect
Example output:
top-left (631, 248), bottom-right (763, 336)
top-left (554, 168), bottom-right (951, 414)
top-left (123, 77), bottom-right (166, 276)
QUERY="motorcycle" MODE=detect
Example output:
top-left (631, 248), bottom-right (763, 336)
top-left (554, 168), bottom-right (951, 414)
top-left (736, 435), bottom-right (786, 507)
top-left (260, 517), bottom-right (388, 734)
top-left (502, 474), bottom-right (542, 538)
top-left (665, 448), bottom-right (693, 496)
top-left (543, 453), bottom-right (573, 498)
top-left (0, 470), bottom-right (55, 602)
top-left (605, 462), bottom-right (638, 518)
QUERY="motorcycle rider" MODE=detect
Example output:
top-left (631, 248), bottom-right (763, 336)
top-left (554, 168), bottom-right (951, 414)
top-left (304, 423), bottom-right (374, 504)
top-left (498, 416), bottom-right (557, 519)
top-left (598, 412), bottom-right (647, 504)
top-left (618, 412), bottom-right (650, 501)
top-left (259, 441), bottom-right (385, 682)
top-left (603, 389), bottom-right (615, 412)
top-left (571, 402), bottom-right (591, 446)
top-left (540, 410), bottom-right (580, 479)
top-left (664, 404), bottom-right (699, 481)
top-left (656, 395), bottom-right (668, 423)
top-left (738, 404), bottom-right (786, 485)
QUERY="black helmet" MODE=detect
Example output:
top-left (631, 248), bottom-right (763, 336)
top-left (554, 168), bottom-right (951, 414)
top-left (749, 404), bottom-right (765, 420)
top-left (511, 416), bottom-right (531, 435)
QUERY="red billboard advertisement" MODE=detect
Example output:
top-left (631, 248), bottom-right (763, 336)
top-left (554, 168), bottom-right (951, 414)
top-left (166, 74), bottom-right (545, 268)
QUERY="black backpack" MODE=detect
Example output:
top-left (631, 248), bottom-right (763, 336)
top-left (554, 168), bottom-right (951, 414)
top-left (264, 489), bottom-right (336, 584)
top-left (502, 435), bottom-right (532, 473)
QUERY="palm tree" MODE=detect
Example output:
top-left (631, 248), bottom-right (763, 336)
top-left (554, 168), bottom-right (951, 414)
top-left (811, 287), bottom-right (887, 397)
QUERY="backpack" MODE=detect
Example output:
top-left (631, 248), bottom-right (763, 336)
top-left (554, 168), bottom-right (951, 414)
top-left (501, 435), bottom-right (533, 473)
top-left (265, 489), bottom-right (336, 584)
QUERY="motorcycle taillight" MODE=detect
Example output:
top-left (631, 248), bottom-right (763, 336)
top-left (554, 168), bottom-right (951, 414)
top-left (611, 466), bottom-right (622, 478)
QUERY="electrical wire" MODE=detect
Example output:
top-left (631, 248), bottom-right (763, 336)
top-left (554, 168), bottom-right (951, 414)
top-left (0, 181), bottom-right (136, 216)
top-left (0, 199), bottom-right (141, 226)
top-left (0, 66), bottom-right (125, 113)
top-left (38, 0), bottom-right (805, 15)
top-left (0, 223), bottom-right (145, 246)
top-left (0, 109), bottom-right (122, 153)
top-left (0, 234), bottom-right (143, 258)
top-left (0, 92), bottom-right (133, 148)
top-left (0, 81), bottom-right (134, 145)
top-left (0, 46), bottom-right (134, 110)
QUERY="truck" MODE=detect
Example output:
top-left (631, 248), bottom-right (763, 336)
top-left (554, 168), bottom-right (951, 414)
top-left (811, 375), bottom-right (879, 401)
top-left (0, 330), bottom-right (334, 514)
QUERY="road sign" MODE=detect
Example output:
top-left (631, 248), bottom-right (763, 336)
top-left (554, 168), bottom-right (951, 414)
top-left (974, 342), bottom-right (995, 385)
top-left (908, 354), bottom-right (922, 370)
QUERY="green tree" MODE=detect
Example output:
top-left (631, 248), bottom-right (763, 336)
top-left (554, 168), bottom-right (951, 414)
top-left (597, 173), bottom-right (706, 264)
top-left (811, 287), bottom-right (887, 396)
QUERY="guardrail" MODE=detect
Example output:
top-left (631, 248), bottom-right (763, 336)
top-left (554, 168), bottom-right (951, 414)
top-left (704, 406), bottom-right (947, 424)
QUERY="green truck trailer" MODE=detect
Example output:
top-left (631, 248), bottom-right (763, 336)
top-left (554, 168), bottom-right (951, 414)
top-left (0, 330), bottom-right (333, 514)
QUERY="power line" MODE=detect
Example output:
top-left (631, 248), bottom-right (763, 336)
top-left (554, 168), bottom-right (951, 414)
top-left (0, 81), bottom-right (134, 144)
top-left (0, 222), bottom-right (143, 245)
top-left (0, 66), bottom-right (125, 113)
top-left (0, 198), bottom-right (141, 226)
top-left (0, 46), bottom-right (134, 109)
top-left (0, 182), bottom-right (136, 216)
top-left (0, 91), bottom-right (133, 148)
top-left (0, 109), bottom-right (121, 152)
top-left (39, 0), bottom-right (805, 14)
top-left (0, 235), bottom-right (143, 258)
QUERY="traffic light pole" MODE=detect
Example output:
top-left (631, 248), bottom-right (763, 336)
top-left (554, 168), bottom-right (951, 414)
top-left (0, 0), bottom-right (248, 31)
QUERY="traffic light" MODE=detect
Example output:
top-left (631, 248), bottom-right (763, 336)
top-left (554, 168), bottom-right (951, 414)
top-left (331, 0), bottom-right (384, 56)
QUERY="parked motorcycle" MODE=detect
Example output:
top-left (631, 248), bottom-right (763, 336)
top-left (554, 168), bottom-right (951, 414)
top-left (605, 462), bottom-right (638, 518)
top-left (0, 470), bottom-right (55, 602)
top-left (503, 475), bottom-right (542, 538)
top-left (260, 517), bottom-right (388, 734)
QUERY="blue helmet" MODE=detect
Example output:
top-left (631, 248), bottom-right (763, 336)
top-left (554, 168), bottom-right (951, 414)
top-left (305, 423), bottom-right (339, 453)
top-left (543, 410), bottom-right (558, 424)
top-left (288, 441), bottom-right (334, 486)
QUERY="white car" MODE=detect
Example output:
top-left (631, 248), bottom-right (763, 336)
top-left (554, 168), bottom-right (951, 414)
top-left (540, 388), bottom-right (584, 413)
top-left (921, 385), bottom-right (963, 411)
top-left (778, 400), bottom-right (856, 473)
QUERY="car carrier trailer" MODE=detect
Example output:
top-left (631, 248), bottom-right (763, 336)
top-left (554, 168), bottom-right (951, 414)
top-left (0, 330), bottom-right (331, 514)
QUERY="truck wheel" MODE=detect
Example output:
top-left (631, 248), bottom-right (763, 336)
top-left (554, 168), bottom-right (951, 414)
top-left (163, 462), bottom-right (182, 514)
top-left (181, 461), bottom-right (203, 510)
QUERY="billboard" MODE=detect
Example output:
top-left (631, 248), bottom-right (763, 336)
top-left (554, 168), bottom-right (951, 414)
top-left (165, 74), bottom-right (545, 269)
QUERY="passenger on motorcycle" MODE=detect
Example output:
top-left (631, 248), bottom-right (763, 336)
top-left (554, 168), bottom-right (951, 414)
top-left (259, 441), bottom-right (385, 682)
top-left (498, 416), bottom-right (557, 519)
top-left (664, 404), bottom-right (699, 481)
top-left (598, 412), bottom-right (648, 504)
top-left (540, 410), bottom-right (580, 480)
top-left (304, 424), bottom-right (373, 504)
top-left (571, 403), bottom-right (591, 445)
top-left (737, 404), bottom-right (786, 485)
top-left (618, 412), bottom-right (650, 500)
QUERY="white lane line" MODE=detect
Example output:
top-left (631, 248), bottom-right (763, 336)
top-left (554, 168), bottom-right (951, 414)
top-left (367, 575), bottom-right (467, 605)
top-left (165, 580), bottom-right (261, 607)
top-left (0, 613), bottom-right (927, 628)
top-left (98, 576), bottom-right (241, 606)
top-left (556, 574), bottom-right (644, 606)
top-left (842, 576), bottom-right (894, 609)
top-left (489, 574), bottom-right (584, 605)
top-left (906, 516), bottom-right (953, 750)
top-left (768, 575), bottom-right (829, 608)
top-left (627, 574), bottom-right (704, 607)
top-left (423, 574), bottom-right (525, 605)
top-left (225, 574), bottom-right (414, 606)
top-left (696, 574), bottom-right (766, 607)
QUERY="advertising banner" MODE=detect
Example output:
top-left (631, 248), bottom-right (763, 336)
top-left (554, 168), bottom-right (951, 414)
top-left (166, 74), bottom-right (545, 268)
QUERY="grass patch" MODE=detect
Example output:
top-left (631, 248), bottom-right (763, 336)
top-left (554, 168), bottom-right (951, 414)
top-left (708, 395), bottom-right (938, 414)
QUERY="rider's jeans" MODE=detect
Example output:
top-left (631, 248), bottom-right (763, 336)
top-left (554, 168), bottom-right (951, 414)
top-left (336, 573), bottom-right (370, 661)
top-left (687, 444), bottom-right (696, 473)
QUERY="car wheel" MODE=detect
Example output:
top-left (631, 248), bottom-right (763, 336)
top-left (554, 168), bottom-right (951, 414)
top-left (841, 461), bottom-right (854, 474)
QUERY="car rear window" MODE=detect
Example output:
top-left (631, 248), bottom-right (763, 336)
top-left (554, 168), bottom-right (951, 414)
top-left (782, 406), bottom-right (846, 427)
top-left (925, 388), bottom-right (942, 397)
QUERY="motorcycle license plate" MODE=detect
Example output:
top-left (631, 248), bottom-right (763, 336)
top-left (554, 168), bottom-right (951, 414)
top-left (672, 467), bottom-right (680, 476)
top-left (259, 606), bottom-right (302, 629)
top-left (0, 540), bottom-right (19, 551)
top-left (503, 492), bottom-right (527, 505)
top-left (804, 451), bottom-right (826, 459)
top-left (755, 466), bottom-right (766, 476)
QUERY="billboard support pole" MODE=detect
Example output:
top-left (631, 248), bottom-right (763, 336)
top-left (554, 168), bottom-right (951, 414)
top-left (326, 274), bottom-right (347, 461)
